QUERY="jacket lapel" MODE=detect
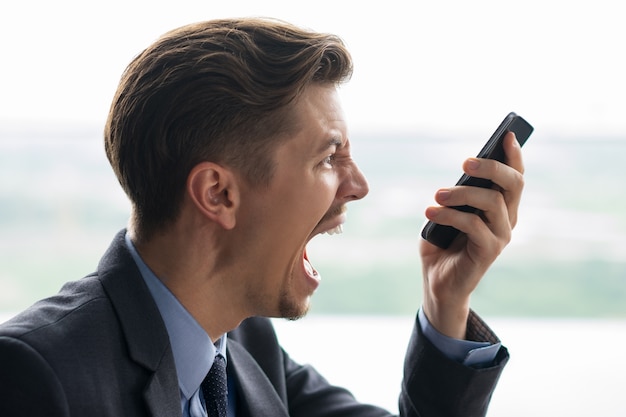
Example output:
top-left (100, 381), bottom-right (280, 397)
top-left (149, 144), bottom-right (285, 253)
top-left (143, 369), bottom-right (182, 417)
top-left (228, 340), bottom-right (290, 417)
top-left (98, 230), bottom-right (182, 417)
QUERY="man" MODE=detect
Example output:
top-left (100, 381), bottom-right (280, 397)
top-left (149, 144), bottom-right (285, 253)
top-left (0, 17), bottom-right (524, 416)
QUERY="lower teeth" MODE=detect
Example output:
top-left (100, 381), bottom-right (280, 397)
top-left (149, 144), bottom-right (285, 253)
top-left (326, 225), bottom-right (343, 235)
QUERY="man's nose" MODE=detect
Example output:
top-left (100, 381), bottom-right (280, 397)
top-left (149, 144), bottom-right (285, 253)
top-left (340, 162), bottom-right (369, 203)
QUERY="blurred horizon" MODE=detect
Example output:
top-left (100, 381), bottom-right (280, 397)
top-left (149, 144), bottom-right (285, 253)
top-left (2, 125), bottom-right (625, 317)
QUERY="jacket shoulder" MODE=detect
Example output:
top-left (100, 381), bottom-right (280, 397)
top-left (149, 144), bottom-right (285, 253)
top-left (0, 274), bottom-right (107, 339)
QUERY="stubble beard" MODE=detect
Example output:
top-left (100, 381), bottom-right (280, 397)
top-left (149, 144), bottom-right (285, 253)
top-left (278, 287), bottom-right (310, 321)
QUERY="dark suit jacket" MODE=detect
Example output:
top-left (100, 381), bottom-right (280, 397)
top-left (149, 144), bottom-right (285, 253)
top-left (0, 230), bottom-right (508, 416)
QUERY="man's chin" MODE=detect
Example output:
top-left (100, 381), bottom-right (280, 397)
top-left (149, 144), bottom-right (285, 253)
top-left (278, 297), bottom-right (310, 321)
top-left (283, 312), bottom-right (308, 322)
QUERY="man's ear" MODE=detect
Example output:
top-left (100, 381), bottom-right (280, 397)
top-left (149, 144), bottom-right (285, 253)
top-left (187, 162), bottom-right (239, 230)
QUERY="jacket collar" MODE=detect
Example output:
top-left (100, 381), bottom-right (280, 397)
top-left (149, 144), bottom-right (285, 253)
top-left (97, 229), bottom-right (182, 417)
top-left (227, 339), bottom-right (290, 417)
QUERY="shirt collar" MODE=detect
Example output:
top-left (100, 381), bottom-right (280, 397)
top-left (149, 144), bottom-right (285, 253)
top-left (125, 231), bottom-right (226, 399)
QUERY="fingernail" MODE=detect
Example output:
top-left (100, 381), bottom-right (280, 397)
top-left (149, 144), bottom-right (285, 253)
top-left (467, 158), bottom-right (480, 170)
top-left (425, 207), bottom-right (438, 219)
top-left (437, 189), bottom-right (451, 201)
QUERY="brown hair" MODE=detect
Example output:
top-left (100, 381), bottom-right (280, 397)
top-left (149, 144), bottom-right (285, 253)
top-left (104, 18), bottom-right (353, 240)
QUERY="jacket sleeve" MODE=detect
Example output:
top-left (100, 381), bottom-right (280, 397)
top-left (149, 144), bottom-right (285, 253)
top-left (0, 336), bottom-right (70, 417)
top-left (399, 311), bottom-right (509, 417)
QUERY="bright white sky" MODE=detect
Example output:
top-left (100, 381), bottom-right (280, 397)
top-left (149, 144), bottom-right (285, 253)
top-left (1, 0), bottom-right (624, 137)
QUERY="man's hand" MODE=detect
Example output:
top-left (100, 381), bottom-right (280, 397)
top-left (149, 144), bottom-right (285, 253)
top-left (420, 132), bottom-right (525, 339)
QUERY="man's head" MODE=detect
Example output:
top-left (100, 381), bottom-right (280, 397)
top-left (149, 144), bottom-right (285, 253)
top-left (104, 17), bottom-right (354, 241)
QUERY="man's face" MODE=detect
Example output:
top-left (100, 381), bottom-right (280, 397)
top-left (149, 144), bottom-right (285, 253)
top-left (236, 84), bottom-right (369, 320)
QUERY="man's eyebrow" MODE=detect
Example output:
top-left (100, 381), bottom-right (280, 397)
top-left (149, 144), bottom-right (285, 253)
top-left (317, 137), bottom-right (343, 153)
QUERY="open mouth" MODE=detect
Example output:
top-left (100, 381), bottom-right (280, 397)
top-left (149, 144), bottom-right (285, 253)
top-left (301, 207), bottom-right (347, 285)
top-left (303, 223), bottom-right (345, 276)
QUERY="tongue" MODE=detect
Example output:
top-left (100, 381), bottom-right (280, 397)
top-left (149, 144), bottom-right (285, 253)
top-left (303, 249), bottom-right (320, 279)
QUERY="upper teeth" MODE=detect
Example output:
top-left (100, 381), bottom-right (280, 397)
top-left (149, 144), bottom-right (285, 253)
top-left (325, 224), bottom-right (343, 235)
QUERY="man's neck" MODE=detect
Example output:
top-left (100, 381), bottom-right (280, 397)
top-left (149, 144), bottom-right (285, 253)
top-left (129, 223), bottom-right (247, 342)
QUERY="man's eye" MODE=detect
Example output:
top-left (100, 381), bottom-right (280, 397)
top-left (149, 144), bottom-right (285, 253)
top-left (322, 155), bottom-right (335, 166)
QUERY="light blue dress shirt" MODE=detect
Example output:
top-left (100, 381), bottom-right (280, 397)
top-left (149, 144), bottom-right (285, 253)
top-left (125, 231), bottom-right (497, 416)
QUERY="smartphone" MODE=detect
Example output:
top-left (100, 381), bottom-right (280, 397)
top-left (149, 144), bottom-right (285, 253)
top-left (420, 112), bottom-right (534, 249)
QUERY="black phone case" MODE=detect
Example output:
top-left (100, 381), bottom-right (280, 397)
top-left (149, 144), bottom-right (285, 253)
top-left (420, 112), bottom-right (534, 249)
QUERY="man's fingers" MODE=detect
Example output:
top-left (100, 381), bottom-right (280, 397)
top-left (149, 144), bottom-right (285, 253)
top-left (429, 186), bottom-right (511, 240)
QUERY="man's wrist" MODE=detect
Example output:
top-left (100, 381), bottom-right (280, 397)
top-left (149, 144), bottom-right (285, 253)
top-left (421, 295), bottom-right (470, 340)
top-left (418, 307), bottom-right (501, 366)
